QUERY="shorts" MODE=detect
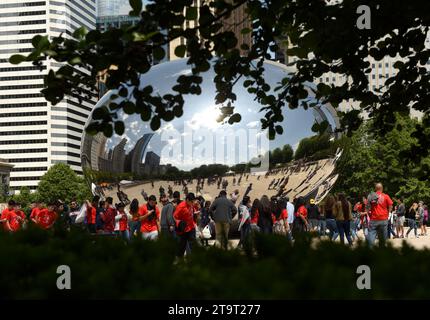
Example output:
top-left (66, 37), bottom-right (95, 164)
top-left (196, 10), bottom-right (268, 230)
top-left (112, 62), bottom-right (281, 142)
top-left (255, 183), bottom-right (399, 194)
top-left (396, 216), bottom-right (405, 227)
top-left (142, 230), bottom-right (159, 240)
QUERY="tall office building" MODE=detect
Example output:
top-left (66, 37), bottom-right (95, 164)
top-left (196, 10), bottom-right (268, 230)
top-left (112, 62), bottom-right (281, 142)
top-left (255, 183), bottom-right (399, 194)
top-left (0, 0), bottom-right (97, 192)
top-left (275, 35), bottom-right (430, 113)
top-left (219, 2), bottom-right (252, 56)
top-left (97, 0), bottom-right (132, 17)
top-left (169, 0), bottom-right (252, 60)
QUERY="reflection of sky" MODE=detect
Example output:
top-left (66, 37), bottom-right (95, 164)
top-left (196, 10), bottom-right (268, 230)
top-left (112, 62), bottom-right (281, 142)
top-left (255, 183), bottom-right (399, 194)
top-left (90, 59), bottom-right (333, 170)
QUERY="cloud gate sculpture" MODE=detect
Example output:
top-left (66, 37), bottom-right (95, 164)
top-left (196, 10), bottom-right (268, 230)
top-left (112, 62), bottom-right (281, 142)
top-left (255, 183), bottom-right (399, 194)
top-left (81, 59), bottom-right (341, 201)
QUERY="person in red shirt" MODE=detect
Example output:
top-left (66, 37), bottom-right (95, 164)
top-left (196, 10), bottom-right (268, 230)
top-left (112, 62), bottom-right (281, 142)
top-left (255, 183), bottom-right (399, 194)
top-left (272, 204), bottom-right (288, 223)
top-left (30, 201), bottom-right (43, 224)
top-left (138, 195), bottom-right (160, 240)
top-left (250, 199), bottom-right (260, 231)
top-left (1, 200), bottom-right (22, 232)
top-left (272, 198), bottom-right (289, 235)
top-left (173, 192), bottom-right (197, 257)
top-left (293, 196), bottom-right (309, 236)
top-left (36, 203), bottom-right (58, 230)
top-left (12, 203), bottom-right (27, 231)
top-left (114, 202), bottom-right (131, 241)
top-left (101, 197), bottom-right (116, 234)
top-left (85, 196), bottom-right (99, 234)
top-left (367, 183), bottom-right (393, 246)
top-left (356, 196), bottom-right (369, 237)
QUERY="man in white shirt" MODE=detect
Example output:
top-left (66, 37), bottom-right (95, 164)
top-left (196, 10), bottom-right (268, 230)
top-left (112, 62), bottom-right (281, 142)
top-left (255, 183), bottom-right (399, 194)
top-left (285, 197), bottom-right (295, 239)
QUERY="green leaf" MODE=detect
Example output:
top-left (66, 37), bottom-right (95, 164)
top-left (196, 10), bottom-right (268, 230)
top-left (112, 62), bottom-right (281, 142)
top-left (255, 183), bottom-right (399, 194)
top-left (114, 121), bottom-right (125, 135)
top-left (129, 0), bottom-right (142, 16)
top-left (228, 113), bottom-right (241, 124)
top-left (185, 7), bottom-right (198, 20)
top-left (123, 101), bottom-right (135, 114)
top-left (68, 57), bottom-right (82, 65)
top-left (241, 27), bottom-right (251, 34)
top-left (153, 47), bottom-right (165, 61)
top-left (174, 45), bottom-right (187, 58)
top-left (72, 27), bottom-right (87, 39)
top-left (9, 54), bottom-right (27, 65)
top-left (150, 116), bottom-right (161, 131)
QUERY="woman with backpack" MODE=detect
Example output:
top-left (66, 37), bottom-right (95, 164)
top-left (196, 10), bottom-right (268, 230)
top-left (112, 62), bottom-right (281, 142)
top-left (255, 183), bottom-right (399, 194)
top-left (333, 193), bottom-right (353, 245)
top-left (272, 198), bottom-right (288, 236)
top-left (292, 196), bottom-right (308, 236)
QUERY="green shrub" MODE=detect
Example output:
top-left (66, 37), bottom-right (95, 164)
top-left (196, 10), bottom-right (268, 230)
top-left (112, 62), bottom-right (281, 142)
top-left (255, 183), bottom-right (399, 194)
top-left (0, 227), bottom-right (429, 299)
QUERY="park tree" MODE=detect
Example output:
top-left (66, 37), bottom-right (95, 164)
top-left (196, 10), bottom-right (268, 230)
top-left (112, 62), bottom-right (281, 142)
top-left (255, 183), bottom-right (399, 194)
top-left (11, 187), bottom-right (36, 210)
top-left (37, 163), bottom-right (92, 204)
top-left (270, 147), bottom-right (284, 165)
top-left (294, 133), bottom-right (332, 160)
top-left (8, 0), bottom-right (430, 162)
top-left (0, 183), bottom-right (7, 203)
top-left (334, 114), bottom-right (430, 205)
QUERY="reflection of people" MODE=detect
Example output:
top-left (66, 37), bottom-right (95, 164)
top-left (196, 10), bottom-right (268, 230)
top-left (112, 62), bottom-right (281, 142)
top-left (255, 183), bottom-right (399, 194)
top-left (140, 189), bottom-right (148, 202)
top-left (244, 183), bottom-right (252, 198)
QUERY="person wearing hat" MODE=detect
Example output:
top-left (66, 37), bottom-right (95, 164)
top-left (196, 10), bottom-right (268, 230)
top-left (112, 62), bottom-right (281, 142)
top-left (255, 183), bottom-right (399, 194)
top-left (173, 192), bottom-right (197, 257)
top-left (306, 198), bottom-right (320, 232)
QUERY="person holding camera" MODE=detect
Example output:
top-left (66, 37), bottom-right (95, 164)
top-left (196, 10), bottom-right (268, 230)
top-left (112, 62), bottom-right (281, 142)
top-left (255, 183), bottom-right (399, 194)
top-left (115, 203), bottom-right (132, 241)
top-left (138, 195), bottom-right (161, 240)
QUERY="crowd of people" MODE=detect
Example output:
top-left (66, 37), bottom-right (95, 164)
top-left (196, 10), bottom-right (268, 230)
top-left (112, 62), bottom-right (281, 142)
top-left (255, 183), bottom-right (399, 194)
top-left (1, 179), bottom-right (428, 256)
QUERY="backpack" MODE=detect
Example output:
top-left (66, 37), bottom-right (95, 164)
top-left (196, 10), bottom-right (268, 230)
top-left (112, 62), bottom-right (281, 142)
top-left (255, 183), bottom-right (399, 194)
top-left (367, 192), bottom-right (380, 209)
top-left (273, 220), bottom-right (286, 235)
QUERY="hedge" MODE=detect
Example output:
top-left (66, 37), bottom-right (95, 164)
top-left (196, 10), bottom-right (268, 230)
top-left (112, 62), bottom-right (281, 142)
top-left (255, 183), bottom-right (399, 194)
top-left (0, 226), bottom-right (429, 299)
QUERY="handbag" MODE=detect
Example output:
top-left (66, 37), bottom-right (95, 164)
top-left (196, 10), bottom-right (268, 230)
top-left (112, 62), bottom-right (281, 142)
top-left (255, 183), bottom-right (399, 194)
top-left (75, 203), bottom-right (87, 224)
top-left (202, 225), bottom-right (212, 239)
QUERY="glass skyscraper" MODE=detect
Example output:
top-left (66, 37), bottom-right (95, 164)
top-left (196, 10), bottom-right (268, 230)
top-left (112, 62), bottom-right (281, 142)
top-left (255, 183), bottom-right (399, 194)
top-left (97, 0), bottom-right (132, 17)
top-left (0, 0), bottom-right (97, 192)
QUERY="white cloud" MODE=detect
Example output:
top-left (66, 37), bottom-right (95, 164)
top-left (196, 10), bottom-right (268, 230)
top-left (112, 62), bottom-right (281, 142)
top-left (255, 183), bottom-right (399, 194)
top-left (246, 120), bottom-right (260, 128)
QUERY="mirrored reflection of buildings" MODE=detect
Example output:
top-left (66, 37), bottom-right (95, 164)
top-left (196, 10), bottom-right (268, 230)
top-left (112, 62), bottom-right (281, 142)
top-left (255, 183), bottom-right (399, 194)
top-left (81, 132), bottom-right (169, 177)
